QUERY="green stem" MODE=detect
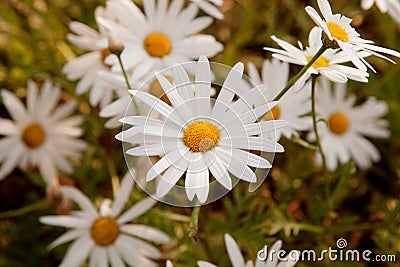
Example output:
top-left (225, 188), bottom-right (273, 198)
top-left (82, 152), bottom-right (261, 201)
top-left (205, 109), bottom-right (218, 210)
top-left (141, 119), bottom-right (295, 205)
top-left (117, 54), bottom-right (140, 115)
top-left (273, 45), bottom-right (327, 101)
top-left (0, 199), bottom-right (48, 219)
top-left (311, 75), bottom-right (331, 208)
top-left (188, 204), bottom-right (201, 242)
top-left (105, 153), bottom-right (119, 199)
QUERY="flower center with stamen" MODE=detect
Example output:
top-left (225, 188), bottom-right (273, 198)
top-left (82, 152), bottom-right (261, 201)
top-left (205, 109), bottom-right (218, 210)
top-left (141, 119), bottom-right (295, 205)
top-left (90, 217), bottom-right (120, 246)
top-left (100, 48), bottom-right (112, 68)
top-left (183, 121), bottom-right (220, 153)
top-left (143, 32), bottom-right (171, 57)
top-left (21, 123), bottom-right (46, 148)
top-left (307, 55), bottom-right (330, 68)
top-left (149, 76), bottom-right (173, 105)
top-left (263, 105), bottom-right (281, 120)
top-left (328, 112), bottom-right (349, 135)
top-left (327, 22), bottom-right (349, 42)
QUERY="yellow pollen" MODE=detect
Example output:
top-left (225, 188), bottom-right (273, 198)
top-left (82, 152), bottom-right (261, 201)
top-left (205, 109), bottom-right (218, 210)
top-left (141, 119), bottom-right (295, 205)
top-left (90, 217), bottom-right (120, 246)
top-left (328, 112), bottom-right (349, 135)
top-left (183, 121), bottom-right (220, 153)
top-left (21, 123), bottom-right (46, 148)
top-left (327, 22), bottom-right (349, 42)
top-left (263, 105), bottom-right (281, 121)
top-left (100, 48), bottom-right (112, 68)
top-left (143, 32), bottom-right (171, 57)
top-left (307, 55), bottom-right (330, 68)
top-left (149, 76), bottom-right (173, 105)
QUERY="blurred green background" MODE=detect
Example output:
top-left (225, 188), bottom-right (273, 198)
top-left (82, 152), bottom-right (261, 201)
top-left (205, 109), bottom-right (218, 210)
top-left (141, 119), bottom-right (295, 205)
top-left (0, 0), bottom-right (399, 266)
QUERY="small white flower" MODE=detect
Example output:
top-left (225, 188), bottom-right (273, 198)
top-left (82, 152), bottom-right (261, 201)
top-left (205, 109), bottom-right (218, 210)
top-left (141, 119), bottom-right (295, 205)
top-left (62, 5), bottom-right (122, 108)
top-left (197, 234), bottom-right (298, 267)
top-left (309, 78), bottom-right (390, 171)
top-left (0, 80), bottom-right (86, 183)
top-left (305, 0), bottom-right (400, 71)
top-left (265, 27), bottom-right (370, 91)
top-left (191, 0), bottom-right (224, 19)
top-left (117, 56), bottom-right (285, 203)
top-left (40, 171), bottom-right (170, 267)
top-left (361, 0), bottom-right (400, 24)
top-left (241, 58), bottom-right (311, 140)
top-left (101, 0), bottom-right (223, 82)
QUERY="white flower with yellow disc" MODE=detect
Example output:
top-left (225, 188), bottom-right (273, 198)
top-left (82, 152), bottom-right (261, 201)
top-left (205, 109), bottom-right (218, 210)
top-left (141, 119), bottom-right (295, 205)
top-left (40, 171), bottom-right (170, 267)
top-left (305, 0), bottom-right (400, 72)
top-left (0, 80), bottom-right (86, 183)
top-left (117, 56), bottom-right (286, 204)
top-left (309, 78), bottom-right (389, 171)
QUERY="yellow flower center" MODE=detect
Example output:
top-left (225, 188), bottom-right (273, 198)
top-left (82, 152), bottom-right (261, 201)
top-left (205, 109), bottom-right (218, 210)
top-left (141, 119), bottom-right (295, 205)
top-left (143, 32), bottom-right (171, 57)
top-left (149, 76), bottom-right (173, 105)
top-left (307, 55), bottom-right (330, 68)
top-left (183, 121), bottom-right (220, 153)
top-left (263, 105), bottom-right (281, 120)
top-left (21, 123), bottom-right (46, 148)
top-left (328, 112), bottom-right (349, 135)
top-left (326, 22), bottom-right (349, 42)
top-left (100, 48), bottom-right (112, 68)
top-left (90, 217), bottom-right (120, 246)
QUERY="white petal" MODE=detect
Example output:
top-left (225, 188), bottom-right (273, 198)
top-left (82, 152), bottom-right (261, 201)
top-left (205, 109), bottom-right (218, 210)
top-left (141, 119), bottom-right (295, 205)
top-left (156, 156), bottom-right (189, 198)
top-left (111, 171), bottom-right (135, 218)
top-left (59, 235), bottom-right (93, 267)
top-left (39, 215), bottom-right (90, 228)
top-left (117, 197), bottom-right (157, 224)
top-left (60, 187), bottom-right (98, 217)
top-left (47, 229), bottom-right (86, 250)
top-left (108, 246), bottom-right (125, 267)
top-left (224, 234), bottom-right (246, 267)
top-left (120, 224), bottom-right (170, 243)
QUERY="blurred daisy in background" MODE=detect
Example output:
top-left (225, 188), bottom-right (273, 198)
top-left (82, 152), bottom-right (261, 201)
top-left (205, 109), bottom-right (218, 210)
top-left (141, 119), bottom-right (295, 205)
top-left (117, 56), bottom-right (285, 203)
top-left (40, 171), bottom-right (170, 267)
top-left (191, 0), bottom-right (224, 19)
top-left (309, 78), bottom-right (390, 171)
top-left (197, 233), bottom-right (298, 267)
top-left (102, 0), bottom-right (223, 82)
top-left (241, 58), bottom-right (311, 140)
top-left (63, 5), bottom-right (124, 108)
top-left (0, 80), bottom-right (86, 183)
top-left (305, 0), bottom-right (400, 72)
top-left (265, 27), bottom-right (369, 91)
top-left (361, 0), bottom-right (400, 23)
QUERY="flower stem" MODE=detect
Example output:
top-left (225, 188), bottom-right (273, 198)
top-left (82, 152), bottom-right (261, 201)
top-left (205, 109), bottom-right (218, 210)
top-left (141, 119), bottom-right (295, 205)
top-left (117, 54), bottom-right (140, 115)
top-left (105, 153), bottom-right (119, 199)
top-left (273, 45), bottom-right (327, 101)
top-left (311, 75), bottom-right (331, 208)
top-left (188, 204), bottom-right (201, 242)
top-left (0, 199), bottom-right (48, 219)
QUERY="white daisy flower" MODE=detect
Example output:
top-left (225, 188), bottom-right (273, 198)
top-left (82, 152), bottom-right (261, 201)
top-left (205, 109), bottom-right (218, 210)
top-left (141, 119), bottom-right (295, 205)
top-left (102, 0), bottom-right (223, 82)
top-left (191, 0), bottom-right (224, 20)
top-left (361, 0), bottom-right (400, 24)
top-left (264, 27), bottom-right (369, 91)
top-left (241, 58), bottom-right (311, 140)
top-left (197, 234), bottom-right (298, 267)
top-left (309, 78), bottom-right (390, 171)
top-left (305, 0), bottom-right (400, 72)
top-left (62, 5), bottom-right (123, 108)
top-left (0, 80), bottom-right (86, 183)
top-left (40, 171), bottom-right (170, 267)
top-left (117, 56), bottom-right (285, 204)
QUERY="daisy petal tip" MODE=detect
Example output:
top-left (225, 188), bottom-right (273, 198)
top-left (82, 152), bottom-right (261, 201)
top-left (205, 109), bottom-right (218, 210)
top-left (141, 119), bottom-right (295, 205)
top-left (128, 90), bottom-right (138, 96)
top-left (199, 55), bottom-right (209, 62)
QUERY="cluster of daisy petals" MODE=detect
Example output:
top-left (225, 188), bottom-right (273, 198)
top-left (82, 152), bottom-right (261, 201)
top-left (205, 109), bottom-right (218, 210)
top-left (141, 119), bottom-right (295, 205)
top-left (0, 0), bottom-right (399, 266)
